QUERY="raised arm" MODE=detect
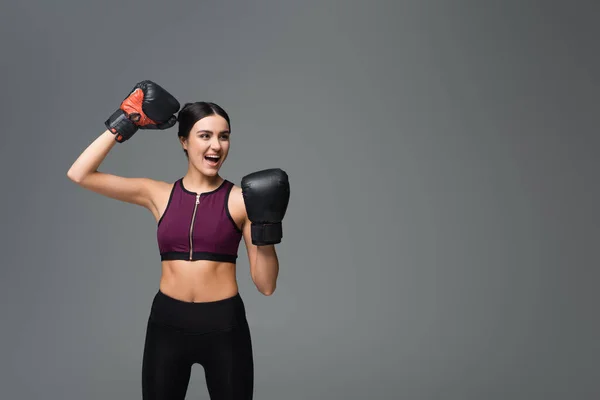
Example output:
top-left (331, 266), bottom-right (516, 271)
top-left (67, 80), bottom-right (180, 211)
top-left (67, 129), bottom-right (161, 209)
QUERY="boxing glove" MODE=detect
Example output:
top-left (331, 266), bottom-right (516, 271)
top-left (241, 168), bottom-right (290, 246)
top-left (105, 80), bottom-right (180, 143)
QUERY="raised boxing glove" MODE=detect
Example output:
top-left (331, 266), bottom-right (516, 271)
top-left (105, 80), bottom-right (180, 143)
top-left (241, 168), bottom-right (290, 246)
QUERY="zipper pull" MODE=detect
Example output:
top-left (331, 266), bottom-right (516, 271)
top-left (196, 194), bottom-right (200, 204)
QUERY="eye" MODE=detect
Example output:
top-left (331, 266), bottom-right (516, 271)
top-left (220, 134), bottom-right (230, 140)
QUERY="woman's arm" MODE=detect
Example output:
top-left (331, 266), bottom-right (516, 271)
top-left (242, 218), bottom-right (280, 296)
top-left (66, 129), bottom-right (162, 213)
top-left (238, 168), bottom-right (290, 296)
top-left (67, 80), bottom-right (180, 213)
top-left (229, 185), bottom-right (281, 296)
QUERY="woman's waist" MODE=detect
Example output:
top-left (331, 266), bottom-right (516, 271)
top-left (160, 260), bottom-right (238, 302)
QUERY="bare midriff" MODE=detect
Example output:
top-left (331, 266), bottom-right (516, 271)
top-left (159, 260), bottom-right (239, 302)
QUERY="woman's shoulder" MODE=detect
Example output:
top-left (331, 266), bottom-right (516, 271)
top-left (227, 181), bottom-right (242, 194)
top-left (147, 177), bottom-right (177, 194)
top-left (226, 181), bottom-right (248, 218)
top-left (227, 181), bottom-right (243, 203)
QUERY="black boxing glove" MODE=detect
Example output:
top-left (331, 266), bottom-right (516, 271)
top-left (105, 80), bottom-right (180, 143)
top-left (241, 168), bottom-right (290, 246)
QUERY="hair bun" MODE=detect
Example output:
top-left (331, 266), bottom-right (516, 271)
top-left (177, 103), bottom-right (194, 121)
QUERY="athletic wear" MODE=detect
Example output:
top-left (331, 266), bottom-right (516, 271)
top-left (241, 168), bottom-right (290, 245)
top-left (157, 178), bottom-right (243, 262)
top-left (147, 177), bottom-right (254, 398)
top-left (142, 290), bottom-right (254, 400)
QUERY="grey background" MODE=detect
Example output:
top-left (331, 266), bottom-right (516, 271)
top-left (1, 0), bottom-right (598, 399)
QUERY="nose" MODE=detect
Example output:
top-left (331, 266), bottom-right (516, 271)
top-left (210, 136), bottom-right (222, 151)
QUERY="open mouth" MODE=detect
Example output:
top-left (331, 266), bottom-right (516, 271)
top-left (204, 154), bottom-right (220, 167)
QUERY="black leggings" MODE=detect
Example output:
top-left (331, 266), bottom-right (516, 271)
top-left (141, 290), bottom-right (254, 399)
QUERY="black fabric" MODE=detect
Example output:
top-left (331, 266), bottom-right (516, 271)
top-left (160, 251), bottom-right (238, 263)
top-left (141, 290), bottom-right (254, 399)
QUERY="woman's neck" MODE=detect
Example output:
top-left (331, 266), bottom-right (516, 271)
top-left (182, 170), bottom-right (223, 194)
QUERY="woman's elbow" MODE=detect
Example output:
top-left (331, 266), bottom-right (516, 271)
top-left (67, 167), bottom-right (87, 183)
top-left (255, 283), bottom-right (276, 296)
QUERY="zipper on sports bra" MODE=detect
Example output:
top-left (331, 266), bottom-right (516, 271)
top-left (189, 194), bottom-right (201, 260)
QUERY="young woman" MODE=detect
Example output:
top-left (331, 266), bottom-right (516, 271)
top-left (67, 80), bottom-right (290, 400)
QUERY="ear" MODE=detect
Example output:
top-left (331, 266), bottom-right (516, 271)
top-left (179, 136), bottom-right (188, 150)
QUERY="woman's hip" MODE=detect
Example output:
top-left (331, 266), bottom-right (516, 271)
top-left (147, 289), bottom-right (249, 335)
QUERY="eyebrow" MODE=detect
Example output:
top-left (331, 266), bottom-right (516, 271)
top-left (196, 130), bottom-right (230, 134)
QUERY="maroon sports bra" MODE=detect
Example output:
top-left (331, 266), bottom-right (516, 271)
top-left (156, 178), bottom-right (243, 263)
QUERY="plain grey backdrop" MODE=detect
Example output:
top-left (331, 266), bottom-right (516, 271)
top-left (1, 0), bottom-right (598, 399)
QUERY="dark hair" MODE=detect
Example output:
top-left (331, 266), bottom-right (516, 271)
top-left (177, 102), bottom-right (231, 157)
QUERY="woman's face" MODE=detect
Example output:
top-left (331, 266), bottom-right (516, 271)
top-left (181, 115), bottom-right (231, 176)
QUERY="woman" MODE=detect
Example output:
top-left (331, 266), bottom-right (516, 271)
top-left (67, 80), bottom-right (290, 399)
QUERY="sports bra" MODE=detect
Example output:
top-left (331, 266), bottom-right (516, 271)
top-left (156, 178), bottom-right (243, 263)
